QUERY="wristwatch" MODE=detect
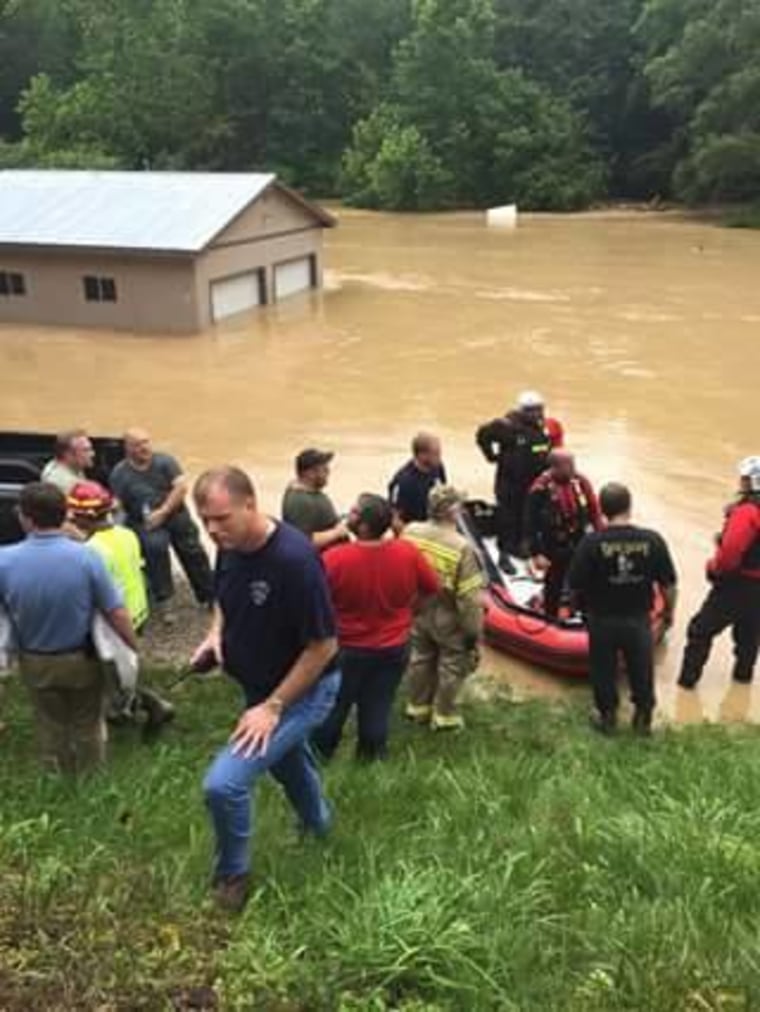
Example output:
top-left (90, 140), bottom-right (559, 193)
top-left (265, 693), bottom-right (286, 716)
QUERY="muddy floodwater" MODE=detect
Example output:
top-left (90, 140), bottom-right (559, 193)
top-left (1, 209), bottom-right (759, 723)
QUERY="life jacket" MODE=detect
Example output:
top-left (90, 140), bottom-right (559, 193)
top-left (723, 497), bottom-right (760, 572)
top-left (533, 473), bottom-right (592, 545)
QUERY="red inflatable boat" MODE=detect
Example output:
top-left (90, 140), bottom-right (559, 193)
top-left (461, 502), bottom-right (668, 678)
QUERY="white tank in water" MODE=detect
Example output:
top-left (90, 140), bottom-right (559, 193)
top-left (486, 204), bottom-right (518, 228)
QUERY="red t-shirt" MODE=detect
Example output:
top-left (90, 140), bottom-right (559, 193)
top-left (324, 539), bottom-right (440, 649)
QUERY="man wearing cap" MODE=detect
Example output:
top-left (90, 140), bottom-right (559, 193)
top-left (282, 449), bottom-right (349, 550)
top-left (525, 450), bottom-right (602, 618)
top-left (388, 432), bottom-right (448, 528)
top-left (67, 481), bottom-right (174, 729)
top-left (476, 392), bottom-right (564, 568)
top-left (679, 457), bottom-right (760, 689)
top-left (403, 486), bottom-right (485, 730)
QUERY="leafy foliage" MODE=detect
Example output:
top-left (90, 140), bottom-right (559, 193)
top-left (0, 0), bottom-right (757, 208)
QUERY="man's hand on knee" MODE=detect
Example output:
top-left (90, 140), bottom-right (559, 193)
top-left (230, 704), bottom-right (281, 758)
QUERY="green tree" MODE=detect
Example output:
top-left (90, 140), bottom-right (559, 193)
top-left (638, 0), bottom-right (760, 201)
top-left (343, 0), bottom-right (604, 210)
top-left (341, 104), bottom-right (451, 210)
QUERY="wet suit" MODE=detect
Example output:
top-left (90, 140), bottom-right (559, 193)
top-left (679, 497), bottom-right (760, 687)
top-left (476, 412), bottom-right (559, 558)
top-left (526, 471), bottom-right (601, 617)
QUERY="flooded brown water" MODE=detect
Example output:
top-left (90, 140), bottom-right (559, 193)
top-left (1, 209), bottom-right (759, 723)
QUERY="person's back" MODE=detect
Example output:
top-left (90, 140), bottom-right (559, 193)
top-left (0, 533), bottom-right (118, 653)
top-left (315, 493), bottom-right (439, 761)
top-left (0, 481), bottom-right (136, 772)
top-left (568, 482), bottom-right (677, 736)
top-left (325, 538), bottom-right (435, 648)
top-left (404, 519), bottom-right (480, 620)
top-left (569, 524), bottom-right (673, 618)
top-left (89, 524), bottom-right (149, 631)
top-left (402, 486), bottom-right (485, 730)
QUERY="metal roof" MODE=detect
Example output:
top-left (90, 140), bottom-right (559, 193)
top-left (0, 170), bottom-right (304, 253)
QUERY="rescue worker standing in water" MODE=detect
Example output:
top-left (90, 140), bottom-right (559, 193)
top-left (526, 450), bottom-right (602, 618)
top-left (678, 457), bottom-right (760, 689)
top-left (403, 486), bottom-right (485, 731)
top-left (476, 391), bottom-right (564, 568)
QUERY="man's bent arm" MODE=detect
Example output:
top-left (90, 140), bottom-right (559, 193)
top-left (267, 637), bottom-right (338, 709)
top-left (106, 606), bottom-right (139, 652)
top-left (312, 525), bottom-right (346, 551)
top-left (158, 477), bottom-right (188, 520)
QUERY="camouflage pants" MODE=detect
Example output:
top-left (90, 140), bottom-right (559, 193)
top-left (20, 652), bottom-right (107, 774)
top-left (407, 608), bottom-right (477, 717)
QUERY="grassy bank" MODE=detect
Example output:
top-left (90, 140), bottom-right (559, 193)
top-left (2, 672), bottom-right (760, 1011)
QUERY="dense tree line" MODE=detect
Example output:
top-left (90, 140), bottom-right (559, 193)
top-left (0, 0), bottom-right (757, 210)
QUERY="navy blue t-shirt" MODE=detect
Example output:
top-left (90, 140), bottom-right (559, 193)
top-left (388, 460), bottom-right (448, 524)
top-left (215, 522), bottom-right (337, 705)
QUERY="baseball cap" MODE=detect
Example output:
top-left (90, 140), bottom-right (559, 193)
top-left (295, 448), bottom-right (334, 474)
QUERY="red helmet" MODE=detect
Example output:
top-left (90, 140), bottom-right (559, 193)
top-left (68, 481), bottom-right (114, 517)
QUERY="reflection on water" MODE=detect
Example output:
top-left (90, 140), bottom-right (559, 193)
top-left (1, 209), bottom-right (759, 723)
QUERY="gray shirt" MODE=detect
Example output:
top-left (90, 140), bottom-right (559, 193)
top-left (110, 453), bottom-right (183, 526)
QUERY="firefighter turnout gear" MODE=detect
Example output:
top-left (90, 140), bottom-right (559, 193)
top-left (404, 504), bottom-right (484, 726)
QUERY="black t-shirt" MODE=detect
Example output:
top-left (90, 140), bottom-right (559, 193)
top-left (568, 525), bottom-right (677, 617)
top-left (110, 453), bottom-right (184, 525)
top-left (215, 521), bottom-right (337, 705)
top-left (388, 460), bottom-right (448, 523)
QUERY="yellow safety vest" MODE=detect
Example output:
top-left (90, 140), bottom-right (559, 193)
top-left (90, 526), bottom-right (150, 630)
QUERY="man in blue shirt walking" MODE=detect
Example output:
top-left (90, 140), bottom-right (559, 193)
top-left (191, 466), bottom-right (340, 912)
top-left (0, 483), bottom-right (138, 772)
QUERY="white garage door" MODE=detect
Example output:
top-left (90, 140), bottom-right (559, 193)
top-left (274, 257), bottom-right (313, 301)
top-left (210, 271), bottom-right (262, 322)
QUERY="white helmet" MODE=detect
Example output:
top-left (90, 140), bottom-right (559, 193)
top-left (739, 456), bottom-right (760, 492)
top-left (517, 390), bottom-right (544, 410)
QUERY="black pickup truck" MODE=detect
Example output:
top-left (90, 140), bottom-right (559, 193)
top-left (0, 432), bottom-right (123, 544)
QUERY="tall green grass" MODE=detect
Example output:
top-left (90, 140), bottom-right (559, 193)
top-left (2, 672), bottom-right (760, 1010)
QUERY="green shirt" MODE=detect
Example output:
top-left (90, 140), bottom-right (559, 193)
top-left (282, 485), bottom-right (339, 537)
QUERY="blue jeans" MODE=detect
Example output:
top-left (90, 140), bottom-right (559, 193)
top-left (203, 671), bottom-right (340, 879)
top-left (312, 644), bottom-right (409, 760)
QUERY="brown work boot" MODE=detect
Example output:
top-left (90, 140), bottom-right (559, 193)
top-left (212, 873), bottom-right (250, 914)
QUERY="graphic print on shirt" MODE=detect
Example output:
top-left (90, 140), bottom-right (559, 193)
top-left (602, 540), bottom-right (649, 586)
top-left (249, 580), bottom-right (271, 606)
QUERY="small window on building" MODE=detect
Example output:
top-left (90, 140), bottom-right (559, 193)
top-left (83, 275), bottom-right (117, 303)
top-left (0, 271), bottom-right (26, 296)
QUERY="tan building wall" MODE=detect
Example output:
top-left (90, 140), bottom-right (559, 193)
top-left (0, 184), bottom-right (329, 334)
top-left (194, 185), bottom-right (325, 328)
top-left (0, 249), bottom-right (198, 333)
